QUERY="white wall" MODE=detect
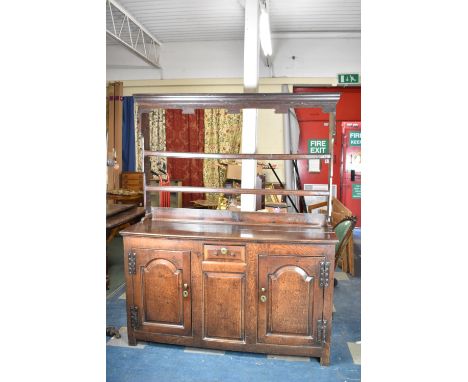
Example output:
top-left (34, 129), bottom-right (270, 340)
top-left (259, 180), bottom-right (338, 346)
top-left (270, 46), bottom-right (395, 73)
top-left (106, 37), bottom-right (360, 81)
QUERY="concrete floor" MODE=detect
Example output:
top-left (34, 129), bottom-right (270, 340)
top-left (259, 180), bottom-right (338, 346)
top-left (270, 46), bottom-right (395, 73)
top-left (106, 232), bottom-right (361, 381)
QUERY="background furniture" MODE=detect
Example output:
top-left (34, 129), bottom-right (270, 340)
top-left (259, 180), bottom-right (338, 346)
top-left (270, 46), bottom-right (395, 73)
top-left (107, 172), bottom-right (144, 206)
top-left (121, 92), bottom-right (340, 365)
top-left (308, 197), bottom-right (356, 275)
top-left (190, 199), bottom-right (218, 209)
top-left (148, 178), bottom-right (183, 207)
top-left (121, 171), bottom-right (144, 192)
top-left (106, 203), bottom-right (145, 289)
top-left (332, 216), bottom-right (357, 286)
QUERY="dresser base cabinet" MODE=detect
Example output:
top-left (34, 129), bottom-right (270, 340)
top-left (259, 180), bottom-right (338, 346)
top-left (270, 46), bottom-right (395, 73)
top-left (121, 210), bottom-right (337, 365)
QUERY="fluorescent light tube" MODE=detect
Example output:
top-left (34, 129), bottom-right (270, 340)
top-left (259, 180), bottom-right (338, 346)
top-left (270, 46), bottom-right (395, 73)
top-left (259, 8), bottom-right (272, 56)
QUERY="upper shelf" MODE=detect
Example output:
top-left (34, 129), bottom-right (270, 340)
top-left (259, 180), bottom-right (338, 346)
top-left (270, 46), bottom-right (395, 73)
top-left (144, 151), bottom-right (331, 160)
top-left (134, 92), bottom-right (341, 114)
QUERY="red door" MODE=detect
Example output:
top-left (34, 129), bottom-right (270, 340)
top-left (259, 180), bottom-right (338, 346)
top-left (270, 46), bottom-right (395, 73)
top-left (294, 86), bottom-right (361, 214)
top-left (341, 122), bottom-right (361, 227)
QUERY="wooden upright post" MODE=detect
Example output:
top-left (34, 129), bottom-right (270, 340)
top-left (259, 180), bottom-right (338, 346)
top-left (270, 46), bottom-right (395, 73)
top-left (106, 81), bottom-right (123, 191)
top-left (114, 81), bottom-right (123, 188)
top-left (107, 83), bottom-right (116, 191)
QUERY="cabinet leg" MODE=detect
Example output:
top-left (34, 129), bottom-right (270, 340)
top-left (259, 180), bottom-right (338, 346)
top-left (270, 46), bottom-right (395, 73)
top-left (127, 328), bottom-right (137, 346)
top-left (320, 343), bottom-right (331, 366)
top-left (320, 353), bottom-right (330, 366)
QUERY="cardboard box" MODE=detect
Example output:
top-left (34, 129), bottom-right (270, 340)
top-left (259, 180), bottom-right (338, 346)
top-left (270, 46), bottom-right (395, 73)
top-left (226, 164), bottom-right (242, 180)
top-left (226, 164), bottom-right (263, 180)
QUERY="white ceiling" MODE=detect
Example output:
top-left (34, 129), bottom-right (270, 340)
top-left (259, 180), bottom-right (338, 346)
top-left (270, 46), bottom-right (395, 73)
top-left (108, 0), bottom-right (361, 44)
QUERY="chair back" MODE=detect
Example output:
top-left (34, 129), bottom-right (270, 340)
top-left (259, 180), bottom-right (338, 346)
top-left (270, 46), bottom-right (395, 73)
top-left (333, 216), bottom-right (357, 269)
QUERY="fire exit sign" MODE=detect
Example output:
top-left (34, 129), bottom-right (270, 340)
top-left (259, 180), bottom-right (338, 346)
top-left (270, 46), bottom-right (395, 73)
top-left (352, 184), bottom-right (361, 199)
top-left (338, 73), bottom-right (360, 84)
top-left (349, 131), bottom-right (361, 146)
top-left (308, 139), bottom-right (329, 154)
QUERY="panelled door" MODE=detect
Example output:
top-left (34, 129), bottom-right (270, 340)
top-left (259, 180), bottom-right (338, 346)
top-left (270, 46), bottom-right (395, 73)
top-left (201, 244), bottom-right (247, 343)
top-left (130, 248), bottom-right (192, 336)
top-left (257, 255), bottom-right (324, 346)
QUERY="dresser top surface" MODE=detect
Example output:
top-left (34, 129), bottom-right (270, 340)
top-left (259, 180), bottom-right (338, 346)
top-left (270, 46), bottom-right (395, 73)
top-left (120, 219), bottom-right (337, 244)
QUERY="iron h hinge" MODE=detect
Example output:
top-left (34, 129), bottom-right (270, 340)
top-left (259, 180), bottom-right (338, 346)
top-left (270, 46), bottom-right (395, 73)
top-left (317, 319), bottom-right (328, 344)
top-left (130, 306), bottom-right (139, 329)
top-left (128, 252), bottom-right (136, 275)
top-left (319, 261), bottom-right (330, 288)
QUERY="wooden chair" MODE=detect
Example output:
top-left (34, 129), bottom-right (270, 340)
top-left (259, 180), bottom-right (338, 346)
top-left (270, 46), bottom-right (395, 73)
top-left (308, 197), bottom-right (356, 275)
top-left (333, 216), bottom-right (357, 271)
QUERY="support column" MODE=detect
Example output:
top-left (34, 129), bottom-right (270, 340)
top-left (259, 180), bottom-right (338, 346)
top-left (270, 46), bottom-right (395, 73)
top-left (327, 111), bottom-right (336, 224)
top-left (241, 0), bottom-right (260, 211)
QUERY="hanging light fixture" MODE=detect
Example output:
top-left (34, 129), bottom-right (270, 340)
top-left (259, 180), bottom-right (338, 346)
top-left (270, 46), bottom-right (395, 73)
top-left (259, 0), bottom-right (272, 57)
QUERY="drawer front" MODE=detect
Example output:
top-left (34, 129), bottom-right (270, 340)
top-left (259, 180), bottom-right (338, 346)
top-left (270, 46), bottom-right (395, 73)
top-left (203, 244), bottom-right (245, 262)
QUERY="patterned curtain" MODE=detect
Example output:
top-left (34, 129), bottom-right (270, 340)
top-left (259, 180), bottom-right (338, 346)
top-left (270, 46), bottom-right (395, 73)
top-left (203, 109), bottom-right (243, 203)
top-left (135, 108), bottom-right (166, 175)
top-left (165, 109), bottom-right (205, 207)
top-left (149, 109), bottom-right (167, 175)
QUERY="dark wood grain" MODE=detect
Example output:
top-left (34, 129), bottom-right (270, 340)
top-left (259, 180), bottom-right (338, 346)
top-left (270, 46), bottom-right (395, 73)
top-left (126, 92), bottom-right (340, 365)
top-left (122, 210), bottom-right (337, 365)
top-left (131, 248), bottom-right (192, 336)
top-left (121, 220), bottom-right (336, 244)
top-left (257, 255), bottom-right (324, 347)
top-left (134, 93), bottom-right (340, 114)
top-left (106, 207), bottom-right (145, 230)
top-left (106, 203), bottom-right (136, 218)
top-left (151, 206), bottom-right (326, 226)
top-left (203, 271), bottom-right (246, 341)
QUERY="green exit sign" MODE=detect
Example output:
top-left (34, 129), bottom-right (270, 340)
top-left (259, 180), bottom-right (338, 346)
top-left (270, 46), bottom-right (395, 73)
top-left (352, 184), bottom-right (361, 199)
top-left (349, 131), bottom-right (361, 146)
top-left (338, 73), bottom-right (360, 84)
top-left (308, 139), bottom-right (329, 154)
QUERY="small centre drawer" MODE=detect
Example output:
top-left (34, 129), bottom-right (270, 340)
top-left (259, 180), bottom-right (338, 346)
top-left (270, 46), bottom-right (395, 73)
top-left (203, 244), bottom-right (245, 262)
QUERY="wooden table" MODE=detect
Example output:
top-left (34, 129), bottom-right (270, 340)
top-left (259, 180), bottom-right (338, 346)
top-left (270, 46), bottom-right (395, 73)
top-left (106, 203), bottom-right (145, 289)
top-left (107, 192), bottom-right (144, 206)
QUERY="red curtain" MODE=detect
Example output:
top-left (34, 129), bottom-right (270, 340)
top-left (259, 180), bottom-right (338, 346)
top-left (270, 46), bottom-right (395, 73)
top-left (165, 109), bottom-right (204, 207)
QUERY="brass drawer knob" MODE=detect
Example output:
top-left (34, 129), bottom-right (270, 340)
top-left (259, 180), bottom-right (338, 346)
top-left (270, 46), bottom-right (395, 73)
top-left (220, 247), bottom-right (228, 255)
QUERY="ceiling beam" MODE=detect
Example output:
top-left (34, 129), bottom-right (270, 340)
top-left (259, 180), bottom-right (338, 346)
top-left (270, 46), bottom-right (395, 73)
top-left (272, 31), bottom-right (360, 39)
top-left (106, 0), bottom-right (162, 69)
